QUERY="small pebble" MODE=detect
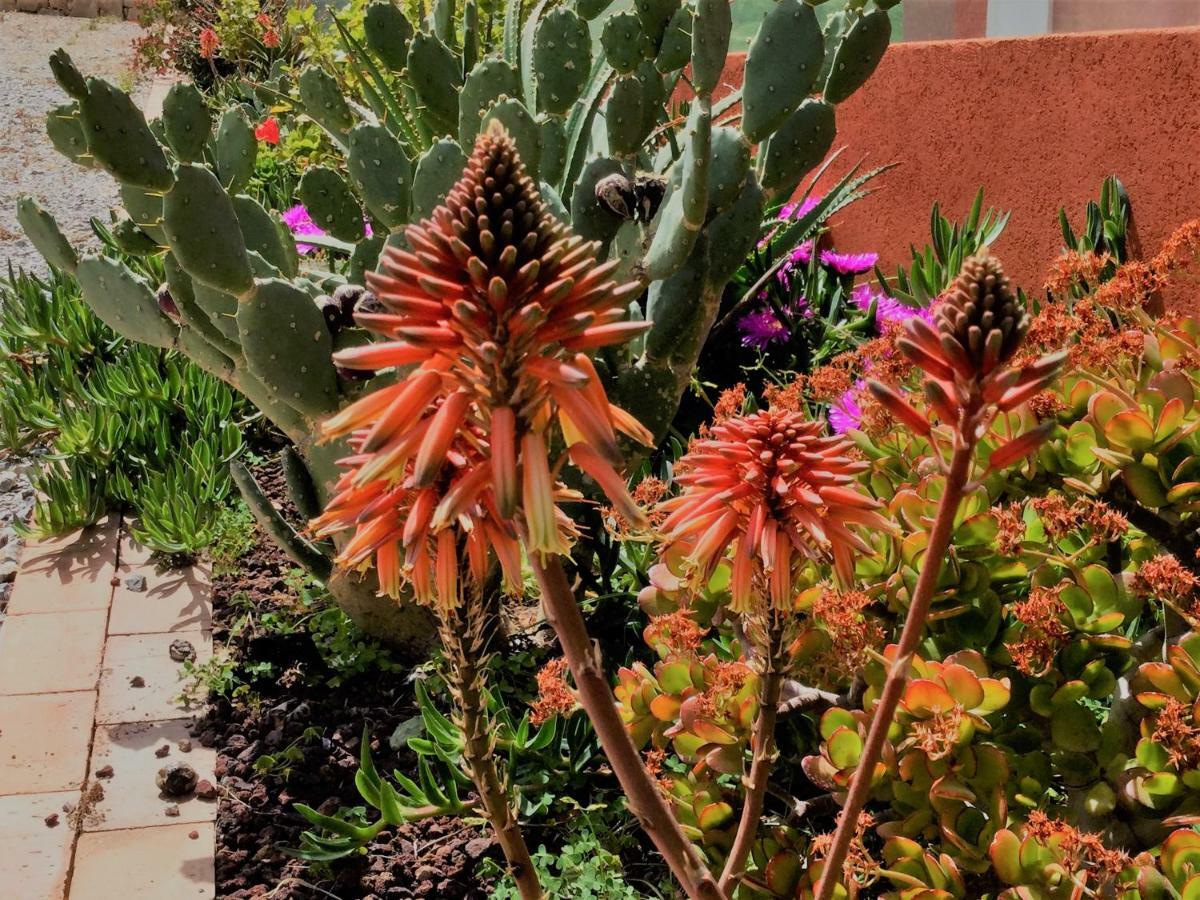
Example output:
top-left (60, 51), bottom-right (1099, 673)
top-left (188, 830), bottom-right (199, 840)
top-left (44, 813), bottom-right (59, 828)
top-left (164, 804), bottom-right (180, 818)
top-left (169, 640), bottom-right (196, 663)
top-left (95, 765), bottom-right (114, 779)
top-left (129, 676), bottom-right (145, 688)
top-left (0, 561), bottom-right (16, 584)
top-left (110, 576), bottom-right (121, 587)
top-left (155, 744), bottom-right (170, 758)
top-left (194, 779), bottom-right (218, 801)
top-left (157, 761), bottom-right (198, 797)
top-left (125, 574), bottom-right (147, 592)
top-left (177, 739), bottom-right (192, 753)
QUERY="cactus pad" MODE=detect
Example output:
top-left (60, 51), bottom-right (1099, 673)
top-left (742, 0), bottom-right (823, 143)
top-left (16, 196), bottom-right (78, 274)
top-left (605, 75), bottom-right (648, 158)
top-left (407, 31), bottom-right (463, 135)
top-left (823, 8), bottom-right (891, 104)
top-left (537, 114), bottom-right (568, 185)
top-left (706, 125), bottom-right (750, 216)
top-left (233, 195), bottom-right (296, 277)
top-left (214, 106), bottom-right (257, 194)
top-left (483, 99), bottom-right (540, 178)
top-left (162, 83), bottom-right (212, 162)
top-left (458, 58), bottom-right (521, 146)
top-left (297, 66), bottom-right (356, 145)
top-left (79, 78), bottom-right (173, 192)
top-left (691, 0), bottom-right (731, 97)
top-left (363, 0), bottom-right (414, 70)
top-left (77, 256), bottom-right (178, 349)
top-left (347, 123), bottom-right (413, 229)
top-left (298, 167), bottom-right (365, 243)
top-left (237, 278), bottom-right (338, 420)
top-left (163, 164), bottom-right (255, 297)
top-left (759, 98), bottom-right (835, 196)
top-left (49, 48), bottom-right (87, 100)
top-left (571, 157), bottom-right (627, 243)
top-left (45, 103), bottom-right (90, 168)
top-left (533, 7), bottom-right (592, 115)
top-left (412, 139), bottom-right (468, 219)
top-left (602, 11), bottom-right (653, 75)
top-left (655, 4), bottom-right (694, 73)
top-left (634, 0), bottom-right (680, 52)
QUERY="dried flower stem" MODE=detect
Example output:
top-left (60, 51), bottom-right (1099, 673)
top-left (530, 555), bottom-right (727, 900)
top-left (441, 587), bottom-right (542, 899)
top-left (814, 434), bottom-right (977, 900)
top-left (719, 623), bottom-right (785, 892)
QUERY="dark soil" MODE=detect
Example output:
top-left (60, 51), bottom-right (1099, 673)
top-left (195, 460), bottom-right (499, 899)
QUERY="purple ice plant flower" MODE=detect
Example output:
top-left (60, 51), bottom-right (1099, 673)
top-left (819, 249), bottom-right (879, 276)
top-left (737, 297), bottom-right (811, 351)
top-left (282, 204), bottom-right (326, 255)
top-left (282, 204), bottom-right (373, 254)
top-left (851, 282), bottom-right (936, 327)
top-left (829, 380), bottom-right (864, 434)
top-left (778, 194), bottom-right (822, 222)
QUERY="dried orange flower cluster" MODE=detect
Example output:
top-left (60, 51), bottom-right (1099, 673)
top-left (1151, 697), bottom-right (1200, 771)
top-left (800, 588), bottom-right (882, 687)
top-left (908, 707), bottom-right (967, 761)
top-left (1135, 554), bottom-right (1200, 606)
top-left (530, 658), bottom-right (575, 726)
top-left (1022, 811), bottom-right (1131, 886)
top-left (643, 608), bottom-right (706, 655)
top-left (1006, 584), bottom-right (1070, 676)
top-left (1043, 250), bottom-right (1113, 297)
top-left (810, 812), bottom-right (878, 885)
top-left (993, 503), bottom-right (1026, 556)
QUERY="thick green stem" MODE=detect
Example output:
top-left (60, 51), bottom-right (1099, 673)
top-left (813, 435), bottom-right (976, 900)
top-left (719, 622), bottom-right (784, 892)
top-left (530, 555), bottom-right (727, 900)
top-left (230, 459), bottom-right (333, 580)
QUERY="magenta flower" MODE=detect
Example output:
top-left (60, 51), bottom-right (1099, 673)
top-left (820, 249), bottom-right (879, 276)
top-left (282, 204), bottom-right (373, 254)
top-left (829, 381), bottom-right (864, 434)
top-left (851, 283), bottom-right (936, 328)
top-left (737, 298), bottom-right (810, 350)
top-left (790, 239), bottom-right (815, 266)
top-left (282, 204), bottom-right (326, 255)
top-left (779, 195), bottom-right (821, 222)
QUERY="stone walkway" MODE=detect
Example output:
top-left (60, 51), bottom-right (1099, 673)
top-left (0, 516), bottom-right (216, 898)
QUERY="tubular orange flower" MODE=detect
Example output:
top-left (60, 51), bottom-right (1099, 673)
top-left (312, 126), bottom-right (651, 606)
top-left (658, 399), bottom-right (889, 611)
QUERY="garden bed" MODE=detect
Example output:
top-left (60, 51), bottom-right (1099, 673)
top-left (195, 462), bottom-right (498, 899)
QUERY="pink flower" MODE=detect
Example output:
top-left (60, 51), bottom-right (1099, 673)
top-left (779, 195), bottom-right (822, 222)
top-left (829, 382), bottom-right (864, 434)
top-left (254, 117), bottom-right (279, 145)
top-left (737, 298), bottom-right (810, 350)
top-left (851, 283), bottom-right (935, 327)
top-left (820, 249), bottom-right (879, 276)
top-left (282, 204), bottom-right (326, 255)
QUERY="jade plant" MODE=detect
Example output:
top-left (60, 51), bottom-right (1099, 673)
top-left (19, 0), bottom-right (896, 643)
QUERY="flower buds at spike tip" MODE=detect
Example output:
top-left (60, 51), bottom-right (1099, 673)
top-left (935, 254), bottom-right (1029, 377)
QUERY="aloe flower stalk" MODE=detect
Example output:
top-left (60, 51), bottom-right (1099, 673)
top-left (314, 125), bottom-right (724, 900)
top-left (658, 398), bottom-right (889, 891)
top-left (814, 255), bottom-right (1065, 900)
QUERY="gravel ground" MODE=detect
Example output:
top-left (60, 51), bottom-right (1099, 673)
top-left (0, 457), bottom-right (35, 623)
top-left (0, 11), bottom-right (145, 275)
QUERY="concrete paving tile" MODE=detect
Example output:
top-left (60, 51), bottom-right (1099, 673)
top-left (70, 822), bottom-right (214, 899)
top-left (0, 609), bottom-right (108, 695)
top-left (117, 533), bottom-right (211, 582)
top-left (84, 720), bottom-right (216, 831)
top-left (108, 567), bottom-right (211, 636)
top-left (0, 692), bottom-right (95, 794)
top-left (7, 528), bottom-right (117, 616)
top-left (0, 790), bottom-right (79, 900)
top-left (17, 516), bottom-right (119, 568)
top-left (96, 632), bottom-right (211, 725)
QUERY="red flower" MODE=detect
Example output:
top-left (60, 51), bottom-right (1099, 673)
top-left (198, 27), bottom-right (219, 60)
top-left (312, 126), bottom-right (652, 602)
top-left (254, 117), bottom-right (279, 145)
top-left (658, 399), bottom-right (890, 611)
top-left (255, 12), bottom-right (271, 27)
top-left (262, 29), bottom-right (280, 49)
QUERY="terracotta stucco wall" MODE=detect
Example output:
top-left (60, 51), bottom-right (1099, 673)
top-left (759, 26), bottom-right (1200, 295)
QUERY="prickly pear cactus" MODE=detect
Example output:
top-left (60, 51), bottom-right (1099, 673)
top-left (21, 0), bottom-right (895, 636)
